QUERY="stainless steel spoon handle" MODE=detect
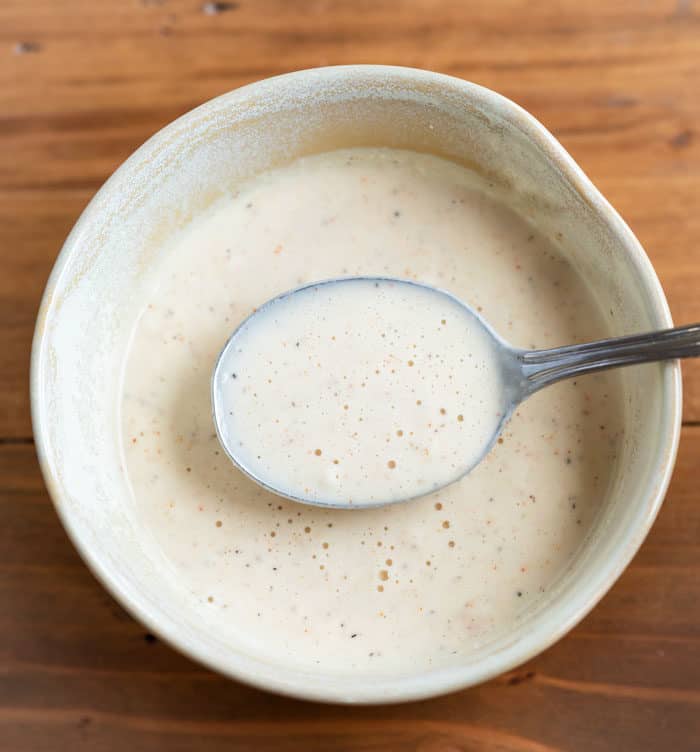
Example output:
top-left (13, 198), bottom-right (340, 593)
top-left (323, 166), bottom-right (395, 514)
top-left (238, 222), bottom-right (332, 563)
top-left (518, 323), bottom-right (700, 396)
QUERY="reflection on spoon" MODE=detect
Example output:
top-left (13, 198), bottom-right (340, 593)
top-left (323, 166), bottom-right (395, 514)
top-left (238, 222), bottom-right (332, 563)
top-left (212, 277), bottom-right (699, 509)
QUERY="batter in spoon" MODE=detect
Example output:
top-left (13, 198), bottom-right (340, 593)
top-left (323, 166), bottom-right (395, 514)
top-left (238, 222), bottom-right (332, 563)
top-left (213, 277), bottom-right (505, 506)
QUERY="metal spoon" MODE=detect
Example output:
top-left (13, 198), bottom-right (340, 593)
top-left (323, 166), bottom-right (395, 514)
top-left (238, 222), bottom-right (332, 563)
top-left (212, 277), bottom-right (699, 509)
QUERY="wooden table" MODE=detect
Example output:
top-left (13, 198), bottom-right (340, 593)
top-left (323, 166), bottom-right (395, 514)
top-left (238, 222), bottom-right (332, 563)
top-left (2, 1), bottom-right (699, 749)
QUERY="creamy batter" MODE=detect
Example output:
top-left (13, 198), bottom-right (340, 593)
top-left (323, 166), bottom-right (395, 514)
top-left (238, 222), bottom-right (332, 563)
top-left (214, 278), bottom-right (504, 506)
top-left (121, 148), bottom-right (625, 675)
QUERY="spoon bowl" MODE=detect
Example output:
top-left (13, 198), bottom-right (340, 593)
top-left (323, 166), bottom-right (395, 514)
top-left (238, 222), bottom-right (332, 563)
top-left (213, 277), bottom-right (513, 508)
top-left (212, 276), bottom-right (700, 509)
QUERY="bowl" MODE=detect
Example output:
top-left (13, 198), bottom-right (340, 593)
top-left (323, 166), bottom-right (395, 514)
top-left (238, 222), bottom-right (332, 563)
top-left (31, 66), bottom-right (681, 704)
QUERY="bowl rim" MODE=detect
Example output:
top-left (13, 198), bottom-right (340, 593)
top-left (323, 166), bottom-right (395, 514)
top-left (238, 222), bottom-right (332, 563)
top-left (30, 64), bottom-right (682, 704)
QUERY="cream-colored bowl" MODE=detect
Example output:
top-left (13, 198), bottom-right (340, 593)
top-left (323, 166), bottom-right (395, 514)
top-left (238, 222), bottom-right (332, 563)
top-left (31, 66), bottom-right (681, 704)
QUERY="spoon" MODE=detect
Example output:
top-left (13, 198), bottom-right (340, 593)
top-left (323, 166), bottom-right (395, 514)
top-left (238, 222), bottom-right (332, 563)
top-left (212, 277), bottom-right (699, 509)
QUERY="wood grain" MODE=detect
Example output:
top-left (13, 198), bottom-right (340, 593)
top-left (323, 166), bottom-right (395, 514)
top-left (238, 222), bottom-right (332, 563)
top-left (1, 1), bottom-right (699, 749)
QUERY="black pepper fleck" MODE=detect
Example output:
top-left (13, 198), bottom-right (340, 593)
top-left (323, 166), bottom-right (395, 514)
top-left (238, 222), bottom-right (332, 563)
top-left (14, 41), bottom-right (41, 54)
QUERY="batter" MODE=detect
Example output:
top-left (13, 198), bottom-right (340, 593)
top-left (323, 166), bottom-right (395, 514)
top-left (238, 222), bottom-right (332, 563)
top-left (121, 148), bottom-right (625, 674)
top-left (213, 278), bottom-right (505, 506)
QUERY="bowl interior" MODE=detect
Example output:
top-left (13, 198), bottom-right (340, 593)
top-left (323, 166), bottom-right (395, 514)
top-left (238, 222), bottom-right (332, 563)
top-left (32, 66), bottom-right (679, 703)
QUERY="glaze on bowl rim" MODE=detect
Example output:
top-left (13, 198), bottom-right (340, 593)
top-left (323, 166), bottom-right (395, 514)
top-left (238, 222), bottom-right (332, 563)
top-left (30, 65), bottom-right (682, 704)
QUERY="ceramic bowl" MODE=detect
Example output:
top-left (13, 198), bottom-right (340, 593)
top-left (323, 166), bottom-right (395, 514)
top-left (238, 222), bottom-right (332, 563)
top-left (31, 66), bottom-right (681, 703)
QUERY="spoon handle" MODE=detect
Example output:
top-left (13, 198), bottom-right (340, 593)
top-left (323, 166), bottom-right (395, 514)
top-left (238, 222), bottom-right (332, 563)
top-left (518, 323), bottom-right (700, 395)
